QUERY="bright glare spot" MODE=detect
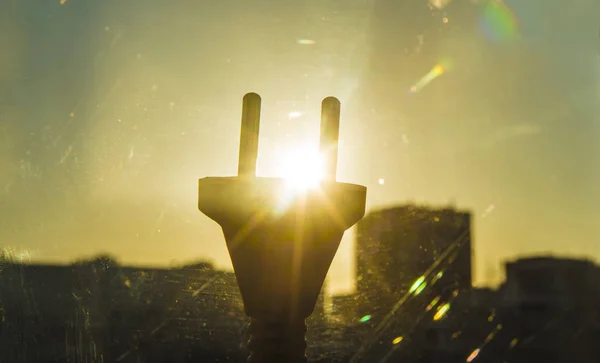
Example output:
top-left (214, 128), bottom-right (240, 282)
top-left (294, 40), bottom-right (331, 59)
top-left (392, 336), bottom-right (403, 345)
top-left (378, 178), bottom-right (385, 185)
top-left (359, 315), bottom-right (371, 323)
top-left (288, 111), bottom-right (303, 119)
top-left (278, 146), bottom-right (324, 191)
top-left (414, 282), bottom-right (427, 295)
top-left (409, 276), bottom-right (425, 293)
top-left (426, 296), bottom-right (441, 311)
top-left (432, 270), bottom-right (444, 283)
top-left (432, 64), bottom-right (446, 76)
top-left (466, 348), bottom-right (480, 362)
top-left (60, 0), bottom-right (67, 4)
top-left (443, 17), bottom-right (449, 23)
top-left (433, 303), bottom-right (451, 321)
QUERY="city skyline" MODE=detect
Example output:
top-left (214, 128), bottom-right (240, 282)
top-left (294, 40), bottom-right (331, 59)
top-left (2, 251), bottom-right (599, 362)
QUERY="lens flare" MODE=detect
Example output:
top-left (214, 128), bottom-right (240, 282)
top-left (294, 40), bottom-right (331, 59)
top-left (479, 1), bottom-right (520, 42)
top-left (433, 303), bottom-right (451, 321)
top-left (414, 282), bottom-right (427, 295)
top-left (409, 276), bottom-right (426, 293)
top-left (409, 58), bottom-right (453, 93)
top-left (466, 348), bottom-right (480, 362)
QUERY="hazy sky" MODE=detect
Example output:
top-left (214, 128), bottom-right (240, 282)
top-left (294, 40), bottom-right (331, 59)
top-left (1, 0), bottom-right (599, 293)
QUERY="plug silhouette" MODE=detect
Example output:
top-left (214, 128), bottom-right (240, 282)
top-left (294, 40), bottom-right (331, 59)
top-left (198, 93), bottom-right (366, 363)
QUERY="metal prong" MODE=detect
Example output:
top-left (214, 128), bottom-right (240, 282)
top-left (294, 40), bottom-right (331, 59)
top-left (238, 93), bottom-right (262, 177)
top-left (319, 97), bottom-right (341, 181)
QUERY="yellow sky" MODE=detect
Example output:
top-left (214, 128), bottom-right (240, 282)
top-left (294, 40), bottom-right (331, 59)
top-left (1, 0), bottom-right (599, 294)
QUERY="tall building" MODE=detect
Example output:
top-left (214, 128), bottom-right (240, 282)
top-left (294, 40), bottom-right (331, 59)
top-left (355, 205), bottom-right (472, 318)
top-left (502, 256), bottom-right (600, 309)
top-left (496, 257), bottom-right (600, 363)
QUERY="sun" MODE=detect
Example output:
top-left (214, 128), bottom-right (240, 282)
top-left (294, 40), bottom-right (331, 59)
top-left (277, 146), bottom-right (324, 191)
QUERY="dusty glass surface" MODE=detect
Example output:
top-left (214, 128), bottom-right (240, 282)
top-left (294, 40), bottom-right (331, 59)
top-left (1, 0), bottom-right (599, 362)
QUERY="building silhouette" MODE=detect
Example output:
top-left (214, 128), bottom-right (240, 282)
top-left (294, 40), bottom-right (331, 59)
top-left (501, 256), bottom-right (600, 309)
top-left (356, 205), bottom-right (472, 320)
top-left (0, 255), bottom-right (335, 363)
top-left (0, 258), bottom-right (246, 362)
top-left (420, 256), bottom-right (600, 363)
